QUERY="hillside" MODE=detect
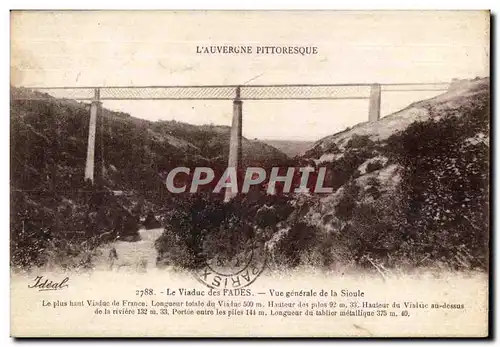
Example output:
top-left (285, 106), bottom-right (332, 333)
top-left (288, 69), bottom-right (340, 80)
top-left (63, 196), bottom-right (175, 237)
top-left (10, 87), bottom-right (289, 194)
top-left (305, 78), bottom-right (489, 160)
top-left (151, 77), bottom-right (489, 273)
top-left (261, 139), bottom-right (314, 157)
top-left (286, 77), bottom-right (490, 270)
top-left (10, 78), bottom-right (490, 274)
top-left (9, 87), bottom-right (290, 269)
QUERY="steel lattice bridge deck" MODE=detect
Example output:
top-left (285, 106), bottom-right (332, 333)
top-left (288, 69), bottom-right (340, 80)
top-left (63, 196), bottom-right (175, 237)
top-left (12, 83), bottom-right (450, 101)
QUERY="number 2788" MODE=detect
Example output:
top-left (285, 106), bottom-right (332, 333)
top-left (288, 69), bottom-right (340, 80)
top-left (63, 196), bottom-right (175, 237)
top-left (136, 288), bottom-right (154, 297)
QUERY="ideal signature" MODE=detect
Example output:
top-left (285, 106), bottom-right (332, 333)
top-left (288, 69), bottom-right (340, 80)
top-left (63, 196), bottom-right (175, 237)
top-left (28, 276), bottom-right (69, 291)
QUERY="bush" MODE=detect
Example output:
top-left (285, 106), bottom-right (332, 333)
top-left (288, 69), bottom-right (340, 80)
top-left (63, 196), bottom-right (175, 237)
top-left (144, 212), bottom-right (161, 230)
top-left (366, 160), bottom-right (384, 173)
top-left (10, 186), bottom-right (141, 269)
top-left (345, 135), bottom-right (375, 150)
top-left (371, 98), bottom-right (490, 270)
top-left (155, 194), bottom-right (293, 269)
top-left (273, 222), bottom-right (320, 268)
top-left (334, 182), bottom-right (360, 223)
top-left (342, 193), bottom-right (407, 266)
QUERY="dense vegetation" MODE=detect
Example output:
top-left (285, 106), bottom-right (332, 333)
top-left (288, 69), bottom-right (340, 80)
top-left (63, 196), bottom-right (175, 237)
top-left (9, 88), bottom-right (290, 270)
top-left (10, 79), bottom-right (490, 273)
top-left (301, 81), bottom-right (490, 272)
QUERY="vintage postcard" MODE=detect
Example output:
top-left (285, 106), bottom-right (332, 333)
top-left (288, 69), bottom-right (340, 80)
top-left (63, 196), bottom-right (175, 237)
top-left (10, 10), bottom-right (490, 337)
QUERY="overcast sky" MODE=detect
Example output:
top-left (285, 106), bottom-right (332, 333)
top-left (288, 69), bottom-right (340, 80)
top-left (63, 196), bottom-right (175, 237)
top-left (11, 11), bottom-right (489, 140)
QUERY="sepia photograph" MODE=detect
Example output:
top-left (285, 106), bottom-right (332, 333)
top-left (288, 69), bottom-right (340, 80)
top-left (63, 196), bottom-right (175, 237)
top-left (9, 10), bottom-right (490, 337)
